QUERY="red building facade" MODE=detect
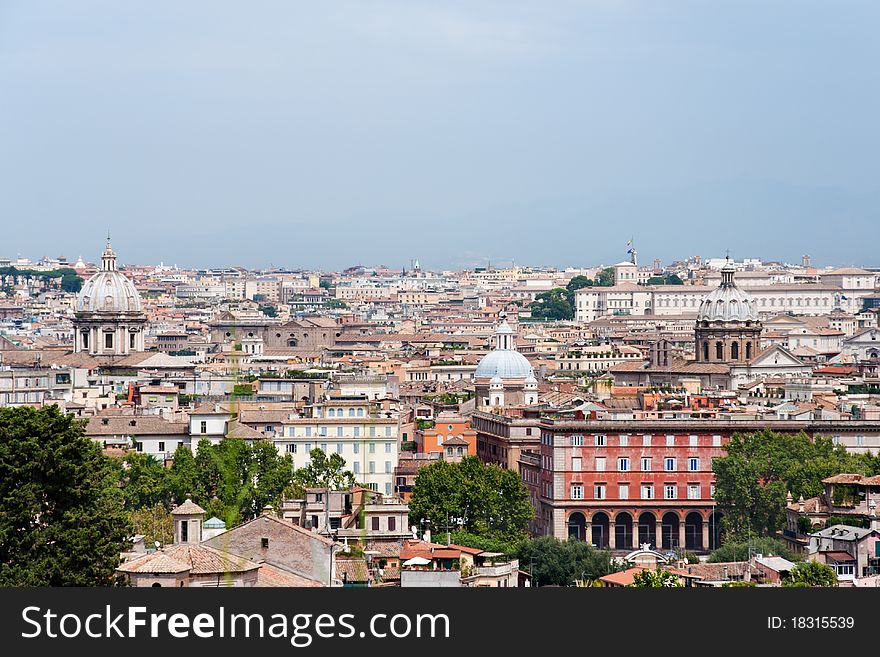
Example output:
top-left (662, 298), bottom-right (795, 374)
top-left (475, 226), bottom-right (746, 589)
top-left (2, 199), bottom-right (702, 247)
top-left (536, 420), bottom-right (750, 552)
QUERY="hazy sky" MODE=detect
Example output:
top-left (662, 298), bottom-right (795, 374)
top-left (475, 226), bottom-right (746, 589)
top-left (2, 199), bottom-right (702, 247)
top-left (1, 1), bottom-right (878, 270)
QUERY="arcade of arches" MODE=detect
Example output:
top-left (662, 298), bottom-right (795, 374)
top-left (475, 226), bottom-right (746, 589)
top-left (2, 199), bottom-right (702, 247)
top-left (567, 510), bottom-right (722, 552)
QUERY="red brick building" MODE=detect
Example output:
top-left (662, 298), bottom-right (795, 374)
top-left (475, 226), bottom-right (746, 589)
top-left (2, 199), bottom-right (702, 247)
top-left (537, 419), bottom-right (733, 553)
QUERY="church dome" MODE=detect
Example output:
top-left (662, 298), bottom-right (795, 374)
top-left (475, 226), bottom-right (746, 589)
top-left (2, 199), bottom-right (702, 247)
top-left (476, 350), bottom-right (534, 379)
top-left (475, 321), bottom-right (534, 379)
top-left (697, 262), bottom-right (758, 323)
top-left (75, 239), bottom-right (143, 314)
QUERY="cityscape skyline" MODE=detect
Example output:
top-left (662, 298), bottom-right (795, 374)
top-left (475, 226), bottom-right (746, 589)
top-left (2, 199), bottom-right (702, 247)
top-left (2, 1), bottom-right (878, 269)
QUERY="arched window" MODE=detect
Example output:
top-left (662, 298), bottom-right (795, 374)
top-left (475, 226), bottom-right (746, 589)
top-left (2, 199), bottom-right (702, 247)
top-left (328, 408), bottom-right (335, 417)
top-left (715, 342), bottom-right (723, 360)
top-left (746, 342), bottom-right (752, 359)
top-left (702, 342), bottom-right (709, 361)
top-left (731, 342), bottom-right (739, 360)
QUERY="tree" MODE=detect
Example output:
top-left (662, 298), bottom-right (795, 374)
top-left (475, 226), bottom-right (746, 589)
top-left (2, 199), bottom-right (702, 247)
top-left (184, 439), bottom-right (293, 527)
top-left (595, 267), bottom-right (615, 287)
top-left (287, 448), bottom-right (357, 498)
top-left (707, 537), bottom-right (799, 563)
top-left (566, 275), bottom-right (594, 293)
top-left (530, 288), bottom-right (574, 321)
top-left (0, 406), bottom-right (131, 585)
top-left (712, 430), bottom-right (863, 537)
top-left (129, 504), bottom-right (174, 547)
top-left (118, 452), bottom-right (170, 509)
top-left (515, 537), bottom-right (613, 586)
top-left (167, 444), bottom-right (202, 504)
top-left (783, 560), bottom-right (837, 587)
top-left (631, 569), bottom-right (683, 587)
top-left (408, 457), bottom-right (533, 543)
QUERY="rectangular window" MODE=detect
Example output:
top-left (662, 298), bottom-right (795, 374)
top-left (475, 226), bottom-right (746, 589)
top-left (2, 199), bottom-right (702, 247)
top-left (572, 456), bottom-right (582, 471)
top-left (641, 484), bottom-right (654, 500)
top-left (712, 434), bottom-right (721, 447)
top-left (369, 443), bottom-right (376, 454)
top-left (369, 461), bottom-right (375, 474)
top-left (618, 484), bottom-right (629, 500)
top-left (688, 485), bottom-right (700, 500)
top-left (595, 457), bottom-right (606, 472)
top-left (385, 482), bottom-right (392, 495)
top-left (372, 517), bottom-right (380, 531)
top-left (105, 333), bottom-right (113, 349)
top-left (353, 443), bottom-right (359, 454)
top-left (385, 426), bottom-right (392, 437)
top-left (385, 461), bottom-right (392, 473)
top-left (594, 484), bottom-right (606, 500)
top-left (320, 426), bottom-right (327, 437)
top-left (689, 434), bottom-right (698, 447)
top-left (571, 484), bottom-right (584, 500)
top-left (158, 441), bottom-right (165, 452)
top-left (385, 442), bottom-right (392, 453)
top-left (304, 443), bottom-right (312, 453)
top-left (688, 458), bottom-right (700, 472)
top-left (353, 462), bottom-right (360, 474)
top-left (665, 458), bottom-right (676, 472)
top-left (664, 485), bottom-right (677, 500)
top-left (618, 434), bottom-right (629, 447)
top-left (353, 426), bottom-right (360, 437)
top-left (286, 444), bottom-right (296, 454)
top-left (320, 443), bottom-right (328, 454)
top-left (304, 426), bottom-right (312, 437)
top-left (571, 435), bottom-right (584, 447)
top-left (595, 434), bottom-right (606, 447)
top-left (369, 426), bottom-right (376, 437)
top-left (388, 517), bottom-right (396, 531)
top-left (641, 457), bottom-right (651, 471)
top-left (642, 434), bottom-right (652, 447)
top-left (666, 434), bottom-right (675, 447)
top-left (618, 457), bottom-right (630, 472)
top-left (337, 443), bottom-right (344, 454)
top-left (200, 421), bottom-right (207, 434)
top-left (181, 520), bottom-right (188, 542)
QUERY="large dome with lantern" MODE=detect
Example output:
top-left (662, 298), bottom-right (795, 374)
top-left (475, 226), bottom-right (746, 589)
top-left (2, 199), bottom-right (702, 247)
top-left (475, 321), bottom-right (534, 380)
top-left (696, 260), bottom-right (759, 323)
top-left (76, 239), bottom-right (143, 313)
top-left (72, 238), bottom-right (147, 357)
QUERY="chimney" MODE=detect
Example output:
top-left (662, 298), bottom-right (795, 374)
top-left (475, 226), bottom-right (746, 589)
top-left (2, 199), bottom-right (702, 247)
top-left (424, 529), bottom-right (431, 543)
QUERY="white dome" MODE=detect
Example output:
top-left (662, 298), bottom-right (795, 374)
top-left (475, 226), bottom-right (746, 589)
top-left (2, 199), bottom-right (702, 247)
top-left (697, 265), bottom-right (758, 323)
top-left (475, 349), bottom-right (534, 380)
top-left (75, 239), bottom-right (143, 314)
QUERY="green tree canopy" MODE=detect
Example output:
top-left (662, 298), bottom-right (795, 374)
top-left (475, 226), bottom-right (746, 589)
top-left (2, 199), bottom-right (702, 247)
top-left (129, 504), bottom-right (174, 547)
top-left (0, 406), bottom-right (130, 585)
top-left (286, 447), bottom-right (357, 498)
top-left (516, 536), bottom-right (613, 586)
top-left (712, 429), bottom-right (865, 537)
top-left (408, 456), bottom-right (533, 543)
top-left (707, 537), bottom-right (799, 563)
top-left (595, 267), bottom-right (615, 287)
top-left (530, 287), bottom-right (574, 321)
top-left (783, 560), bottom-right (837, 587)
top-left (566, 275), bottom-right (594, 293)
top-left (631, 568), bottom-right (684, 587)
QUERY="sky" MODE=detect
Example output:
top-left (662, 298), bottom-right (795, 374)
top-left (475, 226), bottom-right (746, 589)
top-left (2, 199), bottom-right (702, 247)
top-left (1, 1), bottom-right (878, 271)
